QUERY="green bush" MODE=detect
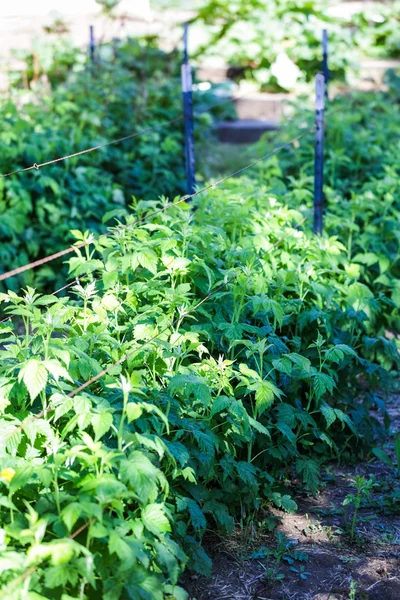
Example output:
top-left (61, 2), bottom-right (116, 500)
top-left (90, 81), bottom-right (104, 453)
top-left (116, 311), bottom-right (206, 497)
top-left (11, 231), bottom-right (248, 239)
top-left (192, 0), bottom-right (354, 91)
top-left (192, 0), bottom-right (400, 91)
top-left (0, 173), bottom-right (395, 598)
top-left (0, 39), bottom-right (231, 292)
top-left (252, 90), bottom-right (400, 335)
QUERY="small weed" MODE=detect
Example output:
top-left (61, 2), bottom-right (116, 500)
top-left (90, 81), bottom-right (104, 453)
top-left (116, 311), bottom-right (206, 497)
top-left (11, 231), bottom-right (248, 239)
top-left (249, 532), bottom-right (308, 567)
top-left (349, 579), bottom-right (357, 600)
top-left (262, 565), bottom-right (285, 585)
top-left (343, 476), bottom-right (374, 538)
top-left (339, 555), bottom-right (356, 564)
top-left (289, 565), bottom-right (311, 580)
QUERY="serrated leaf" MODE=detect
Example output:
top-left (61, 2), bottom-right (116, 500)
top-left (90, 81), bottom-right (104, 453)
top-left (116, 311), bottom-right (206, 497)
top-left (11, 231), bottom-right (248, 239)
top-left (91, 412), bottom-right (113, 441)
top-left (141, 503), bottom-right (170, 536)
top-left (312, 372), bottom-right (335, 401)
top-left (210, 395), bottom-right (231, 417)
top-left (320, 403), bottom-right (336, 428)
top-left (120, 452), bottom-right (162, 504)
top-left (74, 395), bottom-right (92, 415)
top-left (136, 248), bottom-right (158, 274)
top-left (238, 363), bottom-right (260, 380)
top-left (169, 374), bottom-right (211, 408)
top-left (18, 359), bottom-right (48, 401)
top-left (126, 403), bottom-right (143, 422)
top-left (281, 494), bottom-right (298, 513)
top-left (254, 380), bottom-right (281, 415)
top-left (42, 360), bottom-right (73, 383)
top-left (372, 448), bottom-right (393, 467)
top-left (296, 458), bottom-right (320, 495)
top-left (61, 502), bottom-right (82, 532)
top-left (8, 463), bottom-right (35, 495)
top-left (236, 461), bottom-right (257, 487)
top-left (185, 535), bottom-right (212, 576)
top-left (276, 422), bottom-right (297, 446)
top-left (248, 416), bottom-right (271, 437)
top-left (177, 498), bottom-right (206, 531)
top-left (272, 357), bottom-right (292, 376)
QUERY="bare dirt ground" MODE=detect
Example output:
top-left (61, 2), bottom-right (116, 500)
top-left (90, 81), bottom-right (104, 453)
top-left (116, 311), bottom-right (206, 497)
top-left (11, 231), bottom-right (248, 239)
top-left (183, 396), bottom-right (400, 600)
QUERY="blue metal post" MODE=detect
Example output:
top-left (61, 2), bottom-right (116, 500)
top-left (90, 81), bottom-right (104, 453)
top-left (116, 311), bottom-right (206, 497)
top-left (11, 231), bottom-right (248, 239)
top-left (181, 22), bottom-right (196, 195)
top-left (322, 29), bottom-right (329, 101)
top-left (89, 25), bottom-right (95, 63)
top-left (313, 73), bottom-right (325, 235)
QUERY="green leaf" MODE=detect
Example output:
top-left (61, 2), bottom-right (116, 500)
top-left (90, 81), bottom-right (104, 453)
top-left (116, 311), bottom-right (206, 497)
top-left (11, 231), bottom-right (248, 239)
top-left (325, 344), bottom-right (358, 364)
top-left (42, 360), bottom-right (73, 383)
top-left (178, 498), bottom-right (206, 531)
top-left (372, 448), bottom-right (393, 467)
top-left (91, 412), bottom-right (113, 441)
top-left (74, 395), bottom-right (92, 415)
top-left (272, 357), bottom-right (292, 376)
top-left (248, 416), bottom-right (271, 437)
top-left (9, 464), bottom-right (35, 494)
top-left (139, 575), bottom-right (164, 600)
top-left (286, 353), bottom-right (311, 374)
top-left (154, 542), bottom-right (181, 585)
top-left (280, 494), bottom-right (298, 513)
top-left (126, 402), bottom-right (143, 422)
top-left (119, 452), bottom-right (162, 504)
top-left (185, 535), bottom-right (212, 576)
top-left (334, 409), bottom-right (356, 433)
top-left (320, 403), bottom-right (336, 428)
top-left (136, 248), bottom-right (158, 274)
top-left (395, 435), bottom-right (400, 470)
top-left (276, 422), bottom-right (297, 446)
top-left (45, 564), bottom-right (78, 589)
top-left (238, 363), bottom-right (260, 380)
top-left (236, 461), bottom-right (257, 487)
top-left (169, 374), bottom-right (211, 407)
top-left (61, 503), bottom-right (82, 532)
top-left (18, 359), bottom-right (48, 401)
top-left (164, 585), bottom-right (188, 600)
top-left (312, 372), bottom-right (335, 402)
top-left (108, 531), bottom-right (133, 561)
top-left (254, 380), bottom-right (281, 415)
top-left (296, 458), bottom-right (320, 495)
top-left (141, 503), bottom-right (171, 536)
top-left (210, 395), bottom-right (231, 417)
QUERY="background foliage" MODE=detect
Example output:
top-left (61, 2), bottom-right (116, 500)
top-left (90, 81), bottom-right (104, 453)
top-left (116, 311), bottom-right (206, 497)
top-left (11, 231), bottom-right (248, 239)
top-left (0, 39), bottom-right (232, 292)
top-left (192, 0), bottom-right (400, 90)
top-left (1, 4), bottom-right (400, 598)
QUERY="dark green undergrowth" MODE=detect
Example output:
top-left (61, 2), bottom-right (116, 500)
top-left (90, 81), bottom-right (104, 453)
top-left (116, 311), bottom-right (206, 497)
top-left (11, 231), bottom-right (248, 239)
top-left (0, 172), bottom-right (398, 598)
top-left (0, 38), bottom-right (232, 293)
top-left (1, 38), bottom-right (400, 600)
top-left (252, 89), bottom-right (400, 337)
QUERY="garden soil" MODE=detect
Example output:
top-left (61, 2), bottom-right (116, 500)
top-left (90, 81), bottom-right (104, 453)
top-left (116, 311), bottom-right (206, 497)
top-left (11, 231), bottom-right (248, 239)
top-left (183, 395), bottom-right (400, 600)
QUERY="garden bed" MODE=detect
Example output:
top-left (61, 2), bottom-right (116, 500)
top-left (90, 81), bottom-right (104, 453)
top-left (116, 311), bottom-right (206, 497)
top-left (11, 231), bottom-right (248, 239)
top-left (184, 398), bottom-right (400, 600)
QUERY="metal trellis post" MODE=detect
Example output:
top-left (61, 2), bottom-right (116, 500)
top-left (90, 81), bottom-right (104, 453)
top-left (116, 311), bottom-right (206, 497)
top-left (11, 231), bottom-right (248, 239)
top-left (89, 25), bottom-right (95, 63)
top-left (322, 29), bottom-right (329, 101)
top-left (313, 73), bottom-right (325, 235)
top-left (181, 22), bottom-right (196, 195)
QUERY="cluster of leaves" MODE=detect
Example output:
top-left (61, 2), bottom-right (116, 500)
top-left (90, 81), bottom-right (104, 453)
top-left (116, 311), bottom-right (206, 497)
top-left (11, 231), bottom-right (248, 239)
top-left (192, 0), bottom-right (354, 91)
top-left (352, 1), bottom-right (400, 59)
top-left (0, 37), bottom-right (232, 292)
top-left (0, 166), bottom-right (396, 597)
top-left (191, 0), bottom-right (400, 91)
top-left (253, 89), bottom-right (400, 341)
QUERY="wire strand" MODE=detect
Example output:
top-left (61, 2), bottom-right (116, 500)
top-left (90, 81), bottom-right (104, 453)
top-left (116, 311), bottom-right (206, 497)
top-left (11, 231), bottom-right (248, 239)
top-left (6, 212), bottom-right (309, 438)
top-left (0, 117), bottom-right (184, 179)
top-left (65, 214), bottom-right (310, 398)
top-left (0, 89), bottom-right (261, 180)
top-left (0, 126), bottom-right (313, 284)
